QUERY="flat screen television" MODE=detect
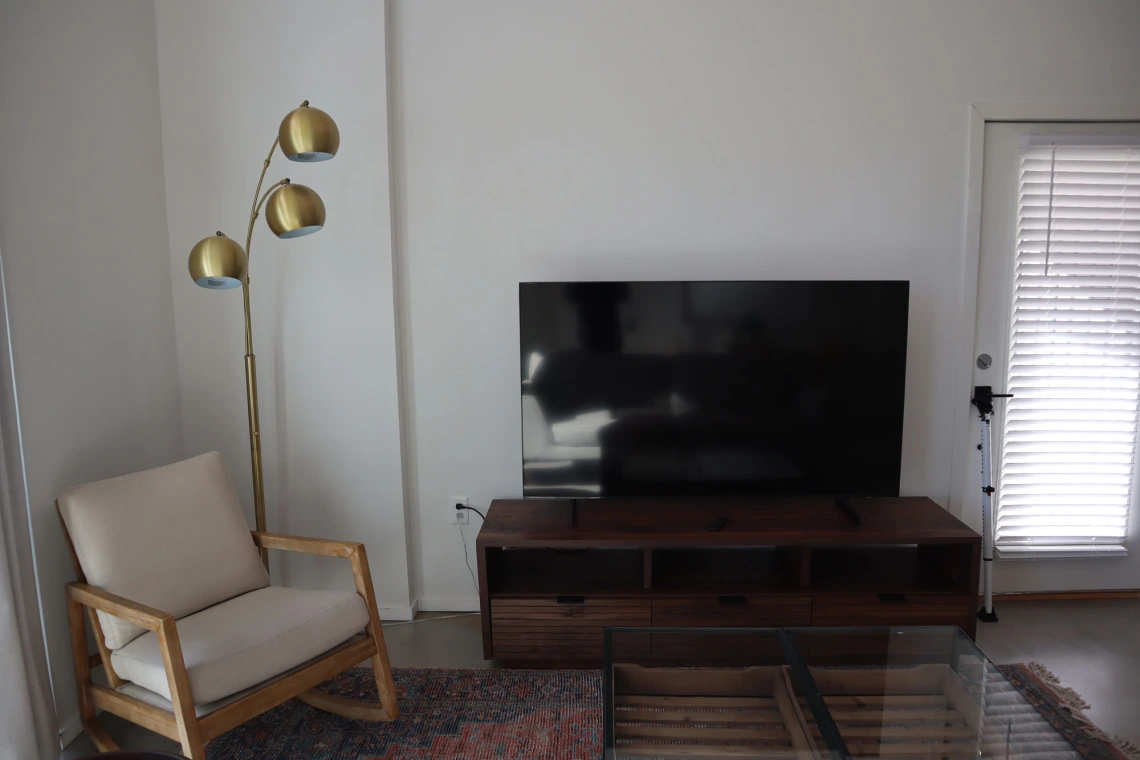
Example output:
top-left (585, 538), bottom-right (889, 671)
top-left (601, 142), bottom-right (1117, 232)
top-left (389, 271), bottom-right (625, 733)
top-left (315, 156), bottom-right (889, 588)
top-left (519, 280), bottom-right (909, 499)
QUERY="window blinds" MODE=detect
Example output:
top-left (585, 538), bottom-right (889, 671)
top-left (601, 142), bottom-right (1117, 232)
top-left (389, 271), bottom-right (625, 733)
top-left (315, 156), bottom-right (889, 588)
top-left (997, 143), bottom-right (1140, 554)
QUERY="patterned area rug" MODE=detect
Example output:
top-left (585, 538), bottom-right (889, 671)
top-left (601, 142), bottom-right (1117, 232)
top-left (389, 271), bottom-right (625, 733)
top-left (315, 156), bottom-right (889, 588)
top-left (998, 664), bottom-right (1139, 760)
top-left (203, 664), bottom-right (1132, 759)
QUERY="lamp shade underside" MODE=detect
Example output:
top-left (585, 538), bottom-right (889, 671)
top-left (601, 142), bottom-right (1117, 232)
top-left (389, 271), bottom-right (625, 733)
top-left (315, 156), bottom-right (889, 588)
top-left (277, 225), bottom-right (323, 239)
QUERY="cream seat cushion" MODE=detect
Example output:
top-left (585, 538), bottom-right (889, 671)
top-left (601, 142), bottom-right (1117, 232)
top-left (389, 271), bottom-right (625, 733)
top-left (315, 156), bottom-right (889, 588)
top-left (57, 452), bottom-right (269, 649)
top-left (111, 586), bottom-right (369, 705)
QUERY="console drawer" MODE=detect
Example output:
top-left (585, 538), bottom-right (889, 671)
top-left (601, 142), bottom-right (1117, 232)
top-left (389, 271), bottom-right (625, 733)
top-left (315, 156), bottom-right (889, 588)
top-left (652, 595), bottom-right (812, 627)
top-left (491, 596), bottom-right (650, 659)
top-left (811, 594), bottom-right (971, 627)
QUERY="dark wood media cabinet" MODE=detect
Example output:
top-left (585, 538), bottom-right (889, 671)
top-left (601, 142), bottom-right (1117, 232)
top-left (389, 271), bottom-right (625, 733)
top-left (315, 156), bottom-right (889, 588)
top-left (476, 498), bottom-right (981, 666)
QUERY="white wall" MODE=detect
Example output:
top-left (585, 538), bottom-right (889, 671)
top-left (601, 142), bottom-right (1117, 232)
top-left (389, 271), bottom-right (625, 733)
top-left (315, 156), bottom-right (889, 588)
top-left (390, 0), bottom-right (1140, 605)
top-left (0, 0), bottom-right (185, 740)
top-left (155, 1), bottom-right (414, 615)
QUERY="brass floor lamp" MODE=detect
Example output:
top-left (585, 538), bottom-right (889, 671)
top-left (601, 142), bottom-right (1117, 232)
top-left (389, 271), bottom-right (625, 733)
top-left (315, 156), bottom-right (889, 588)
top-left (186, 100), bottom-right (339, 570)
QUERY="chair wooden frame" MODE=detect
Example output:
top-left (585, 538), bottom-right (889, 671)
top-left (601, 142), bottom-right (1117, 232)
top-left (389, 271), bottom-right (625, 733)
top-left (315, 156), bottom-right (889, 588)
top-left (60, 512), bottom-right (399, 760)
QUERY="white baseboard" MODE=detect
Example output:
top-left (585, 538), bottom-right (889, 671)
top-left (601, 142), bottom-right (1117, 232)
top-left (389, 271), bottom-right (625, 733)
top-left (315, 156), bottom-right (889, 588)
top-left (58, 710), bottom-right (83, 749)
top-left (418, 596), bottom-right (480, 612)
top-left (378, 598), bottom-right (418, 622)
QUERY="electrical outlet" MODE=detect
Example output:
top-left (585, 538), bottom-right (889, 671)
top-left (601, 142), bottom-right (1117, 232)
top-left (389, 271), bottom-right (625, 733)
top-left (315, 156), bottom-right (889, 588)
top-left (451, 496), bottom-right (470, 525)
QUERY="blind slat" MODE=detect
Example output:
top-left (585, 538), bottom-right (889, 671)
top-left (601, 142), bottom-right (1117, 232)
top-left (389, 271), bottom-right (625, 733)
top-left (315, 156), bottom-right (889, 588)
top-left (997, 144), bottom-right (1139, 549)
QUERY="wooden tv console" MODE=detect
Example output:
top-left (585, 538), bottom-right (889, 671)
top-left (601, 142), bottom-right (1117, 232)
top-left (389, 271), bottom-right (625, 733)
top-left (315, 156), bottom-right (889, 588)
top-left (476, 497), bottom-right (981, 666)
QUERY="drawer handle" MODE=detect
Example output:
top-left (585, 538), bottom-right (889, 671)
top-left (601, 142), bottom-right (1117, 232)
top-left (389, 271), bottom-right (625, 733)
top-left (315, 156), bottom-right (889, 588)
top-left (718, 595), bottom-right (747, 605)
top-left (877, 593), bottom-right (909, 604)
top-left (556, 595), bottom-right (586, 605)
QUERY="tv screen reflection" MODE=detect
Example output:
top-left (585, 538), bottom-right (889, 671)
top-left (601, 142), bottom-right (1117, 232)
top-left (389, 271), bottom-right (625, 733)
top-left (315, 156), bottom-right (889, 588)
top-left (519, 281), bottom-right (909, 499)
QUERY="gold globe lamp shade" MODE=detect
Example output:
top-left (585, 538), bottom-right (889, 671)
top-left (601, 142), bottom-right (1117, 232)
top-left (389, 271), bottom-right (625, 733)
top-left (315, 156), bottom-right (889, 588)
top-left (278, 102), bottom-right (339, 162)
top-left (188, 232), bottom-right (247, 289)
top-left (265, 183), bottom-right (326, 239)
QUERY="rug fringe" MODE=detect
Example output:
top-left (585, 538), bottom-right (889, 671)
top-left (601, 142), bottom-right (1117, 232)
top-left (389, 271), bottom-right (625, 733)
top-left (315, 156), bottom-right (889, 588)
top-left (1025, 662), bottom-right (1093, 711)
top-left (1110, 737), bottom-right (1140, 760)
top-left (1025, 662), bottom-right (1140, 760)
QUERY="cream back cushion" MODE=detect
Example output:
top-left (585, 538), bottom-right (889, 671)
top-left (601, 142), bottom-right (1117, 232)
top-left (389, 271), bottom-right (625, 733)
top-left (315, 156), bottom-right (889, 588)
top-left (58, 452), bottom-right (269, 649)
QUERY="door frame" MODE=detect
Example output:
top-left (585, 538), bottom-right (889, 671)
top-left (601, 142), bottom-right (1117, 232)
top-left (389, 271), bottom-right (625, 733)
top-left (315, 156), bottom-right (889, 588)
top-left (947, 103), bottom-right (1140, 524)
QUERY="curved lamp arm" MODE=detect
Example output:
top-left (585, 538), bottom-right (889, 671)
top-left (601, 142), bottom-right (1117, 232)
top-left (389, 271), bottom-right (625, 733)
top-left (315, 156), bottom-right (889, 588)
top-left (243, 99), bottom-right (310, 273)
top-left (245, 140), bottom-right (283, 262)
top-left (239, 175), bottom-right (288, 356)
top-left (247, 179), bottom-right (290, 249)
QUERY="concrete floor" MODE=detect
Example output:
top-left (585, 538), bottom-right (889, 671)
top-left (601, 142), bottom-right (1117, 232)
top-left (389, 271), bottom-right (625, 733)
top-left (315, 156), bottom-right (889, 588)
top-left (61, 601), bottom-right (1140, 757)
top-left (974, 599), bottom-right (1140, 744)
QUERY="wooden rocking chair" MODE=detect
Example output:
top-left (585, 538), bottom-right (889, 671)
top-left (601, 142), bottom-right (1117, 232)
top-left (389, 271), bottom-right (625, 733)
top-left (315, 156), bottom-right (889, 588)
top-left (57, 452), bottom-right (398, 759)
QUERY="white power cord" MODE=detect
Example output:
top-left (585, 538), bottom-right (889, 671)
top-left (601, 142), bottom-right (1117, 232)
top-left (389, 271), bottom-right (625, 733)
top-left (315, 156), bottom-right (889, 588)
top-left (377, 504), bottom-right (483, 628)
top-left (459, 522), bottom-right (478, 592)
top-left (380, 517), bottom-right (482, 628)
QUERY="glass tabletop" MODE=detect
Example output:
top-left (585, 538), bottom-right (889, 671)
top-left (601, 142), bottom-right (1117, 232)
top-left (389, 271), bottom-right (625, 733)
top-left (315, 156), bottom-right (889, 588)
top-left (603, 626), bottom-right (1080, 760)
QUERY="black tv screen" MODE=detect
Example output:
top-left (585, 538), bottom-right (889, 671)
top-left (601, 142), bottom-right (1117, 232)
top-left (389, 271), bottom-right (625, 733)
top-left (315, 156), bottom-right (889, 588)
top-left (519, 281), bottom-right (909, 499)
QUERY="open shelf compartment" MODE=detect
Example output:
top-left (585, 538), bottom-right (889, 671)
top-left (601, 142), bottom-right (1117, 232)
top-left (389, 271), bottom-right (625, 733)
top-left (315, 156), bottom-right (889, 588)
top-left (810, 545), bottom-right (970, 594)
top-left (487, 547), bottom-right (645, 596)
top-left (650, 547), bottom-right (808, 594)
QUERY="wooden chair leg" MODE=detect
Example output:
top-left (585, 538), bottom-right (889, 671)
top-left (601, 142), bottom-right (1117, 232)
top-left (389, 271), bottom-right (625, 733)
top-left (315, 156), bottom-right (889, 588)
top-left (68, 596), bottom-right (122, 752)
top-left (350, 545), bottom-right (399, 720)
top-left (294, 633), bottom-right (398, 721)
top-left (297, 687), bottom-right (388, 720)
top-left (157, 618), bottom-right (206, 760)
top-left (369, 650), bottom-right (398, 719)
top-left (83, 718), bottom-right (120, 753)
top-left (294, 639), bottom-right (399, 721)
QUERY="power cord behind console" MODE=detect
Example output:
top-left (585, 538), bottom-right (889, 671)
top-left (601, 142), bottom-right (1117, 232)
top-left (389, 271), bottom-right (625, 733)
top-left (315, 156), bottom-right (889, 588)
top-left (455, 503), bottom-right (485, 593)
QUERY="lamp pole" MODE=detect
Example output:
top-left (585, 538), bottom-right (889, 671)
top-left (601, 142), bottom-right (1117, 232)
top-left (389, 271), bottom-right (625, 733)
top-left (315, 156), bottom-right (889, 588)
top-left (187, 100), bottom-right (340, 573)
top-left (242, 138), bottom-right (289, 569)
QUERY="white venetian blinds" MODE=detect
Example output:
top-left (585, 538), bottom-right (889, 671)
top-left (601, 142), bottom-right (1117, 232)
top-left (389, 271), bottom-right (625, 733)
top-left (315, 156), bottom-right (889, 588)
top-left (997, 141), bottom-right (1140, 553)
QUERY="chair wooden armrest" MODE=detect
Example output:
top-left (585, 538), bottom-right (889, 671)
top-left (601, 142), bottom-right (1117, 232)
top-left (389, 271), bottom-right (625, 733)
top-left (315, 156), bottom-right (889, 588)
top-left (251, 531), bottom-right (363, 558)
top-left (66, 582), bottom-right (173, 631)
top-left (249, 530), bottom-right (399, 724)
top-left (65, 583), bottom-right (202, 756)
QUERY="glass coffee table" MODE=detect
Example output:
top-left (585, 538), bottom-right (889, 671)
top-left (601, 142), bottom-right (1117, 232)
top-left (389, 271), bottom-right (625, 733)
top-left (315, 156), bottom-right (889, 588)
top-left (603, 626), bottom-right (1079, 759)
